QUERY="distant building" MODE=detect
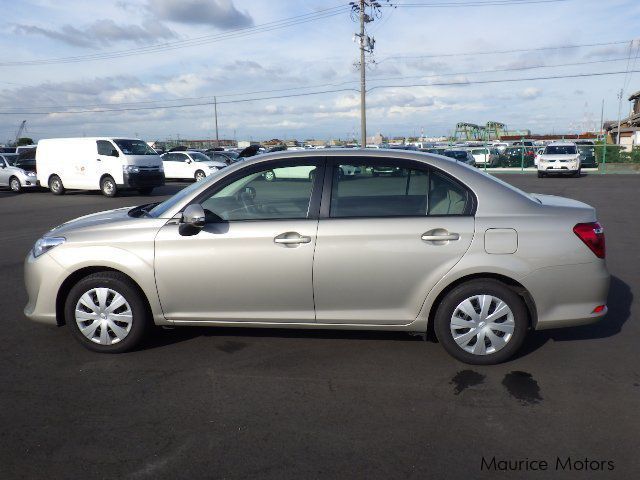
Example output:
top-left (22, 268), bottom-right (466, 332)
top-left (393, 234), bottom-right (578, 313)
top-left (237, 140), bottom-right (261, 149)
top-left (604, 89), bottom-right (640, 150)
top-left (366, 133), bottom-right (386, 145)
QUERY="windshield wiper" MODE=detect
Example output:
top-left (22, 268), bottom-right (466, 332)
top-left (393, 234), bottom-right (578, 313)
top-left (128, 202), bottom-right (159, 218)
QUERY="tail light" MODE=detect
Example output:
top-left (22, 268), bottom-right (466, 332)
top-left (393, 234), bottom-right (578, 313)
top-left (573, 222), bottom-right (605, 259)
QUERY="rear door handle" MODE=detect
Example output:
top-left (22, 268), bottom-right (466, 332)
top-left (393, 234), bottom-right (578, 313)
top-left (421, 233), bottom-right (460, 241)
top-left (274, 233), bottom-right (311, 245)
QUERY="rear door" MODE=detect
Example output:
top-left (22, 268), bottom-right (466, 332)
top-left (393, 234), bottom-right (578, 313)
top-left (313, 157), bottom-right (475, 325)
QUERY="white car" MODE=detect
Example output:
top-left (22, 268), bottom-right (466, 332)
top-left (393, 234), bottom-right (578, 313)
top-left (161, 151), bottom-right (226, 182)
top-left (537, 142), bottom-right (581, 178)
top-left (534, 147), bottom-right (545, 167)
top-left (0, 154), bottom-right (38, 192)
top-left (263, 165), bottom-right (316, 181)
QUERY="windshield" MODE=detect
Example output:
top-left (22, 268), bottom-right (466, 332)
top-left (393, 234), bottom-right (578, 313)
top-left (189, 152), bottom-right (212, 162)
top-left (444, 151), bottom-right (468, 160)
top-left (2, 154), bottom-right (17, 165)
top-left (545, 145), bottom-right (577, 155)
top-left (114, 139), bottom-right (158, 155)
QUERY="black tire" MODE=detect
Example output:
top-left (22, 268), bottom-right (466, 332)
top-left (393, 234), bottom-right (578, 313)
top-left (194, 170), bottom-right (206, 182)
top-left (574, 168), bottom-right (581, 178)
top-left (138, 187), bottom-right (154, 195)
top-left (537, 171), bottom-right (544, 178)
top-left (65, 271), bottom-right (150, 353)
top-left (433, 279), bottom-right (529, 365)
top-left (264, 170), bottom-right (276, 182)
top-left (100, 176), bottom-right (117, 197)
top-left (49, 175), bottom-right (65, 195)
top-left (9, 176), bottom-right (22, 193)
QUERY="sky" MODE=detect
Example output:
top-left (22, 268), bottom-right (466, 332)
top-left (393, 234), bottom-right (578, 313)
top-left (0, 0), bottom-right (639, 143)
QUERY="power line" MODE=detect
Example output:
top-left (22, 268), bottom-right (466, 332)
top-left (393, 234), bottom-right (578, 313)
top-left (378, 39), bottom-right (631, 63)
top-left (0, 5), bottom-right (351, 67)
top-left (3, 55), bottom-right (629, 112)
top-left (385, 0), bottom-right (569, 6)
top-left (2, 69), bottom-right (638, 116)
top-left (367, 69), bottom-right (640, 91)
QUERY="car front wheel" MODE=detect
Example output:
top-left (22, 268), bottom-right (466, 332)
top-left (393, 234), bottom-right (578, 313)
top-left (194, 170), bottom-right (206, 182)
top-left (434, 279), bottom-right (528, 365)
top-left (9, 176), bottom-right (21, 192)
top-left (65, 272), bottom-right (150, 353)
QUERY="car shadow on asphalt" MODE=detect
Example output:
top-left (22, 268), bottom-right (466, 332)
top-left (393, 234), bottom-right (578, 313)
top-left (141, 325), bottom-right (421, 351)
top-left (516, 275), bottom-right (632, 359)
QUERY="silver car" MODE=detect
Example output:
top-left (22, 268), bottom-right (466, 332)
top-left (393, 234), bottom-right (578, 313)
top-left (24, 150), bottom-right (610, 364)
top-left (0, 154), bottom-right (38, 192)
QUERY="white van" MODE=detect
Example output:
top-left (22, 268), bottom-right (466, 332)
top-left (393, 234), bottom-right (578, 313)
top-left (36, 137), bottom-right (165, 197)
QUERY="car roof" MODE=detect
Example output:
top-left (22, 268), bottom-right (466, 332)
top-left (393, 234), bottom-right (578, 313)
top-left (546, 142), bottom-right (577, 146)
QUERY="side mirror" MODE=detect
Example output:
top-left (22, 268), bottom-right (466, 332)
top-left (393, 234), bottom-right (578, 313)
top-left (179, 204), bottom-right (205, 236)
top-left (110, 149), bottom-right (119, 157)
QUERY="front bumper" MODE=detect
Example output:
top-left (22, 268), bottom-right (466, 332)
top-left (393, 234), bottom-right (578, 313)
top-left (121, 170), bottom-right (165, 188)
top-left (24, 250), bottom-right (68, 325)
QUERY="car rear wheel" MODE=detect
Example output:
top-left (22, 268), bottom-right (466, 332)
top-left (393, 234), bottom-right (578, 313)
top-left (264, 170), bottom-right (276, 182)
top-left (194, 170), bottom-right (206, 182)
top-left (49, 175), bottom-right (65, 195)
top-left (9, 176), bottom-right (21, 192)
top-left (100, 176), bottom-right (117, 197)
top-left (434, 279), bottom-right (528, 365)
top-left (65, 272), bottom-right (150, 353)
top-left (537, 171), bottom-right (544, 178)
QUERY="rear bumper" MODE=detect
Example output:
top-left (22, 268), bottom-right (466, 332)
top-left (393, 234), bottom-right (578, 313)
top-left (521, 261), bottom-right (610, 330)
top-left (121, 171), bottom-right (165, 188)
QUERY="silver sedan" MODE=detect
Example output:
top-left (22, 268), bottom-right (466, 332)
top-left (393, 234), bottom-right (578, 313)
top-left (0, 154), bottom-right (38, 192)
top-left (24, 150), bottom-right (609, 364)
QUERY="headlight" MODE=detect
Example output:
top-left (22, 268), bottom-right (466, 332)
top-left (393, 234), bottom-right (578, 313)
top-left (26, 171), bottom-right (36, 176)
top-left (123, 165), bottom-right (140, 173)
top-left (33, 236), bottom-right (65, 258)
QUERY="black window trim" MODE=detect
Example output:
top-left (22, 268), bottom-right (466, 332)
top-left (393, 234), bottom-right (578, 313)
top-left (187, 157), bottom-right (326, 223)
top-left (321, 156), bottom-right (477, 219)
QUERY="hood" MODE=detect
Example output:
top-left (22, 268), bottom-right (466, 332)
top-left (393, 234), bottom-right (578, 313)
top-left (47, 207), bottom-right (134, 236)
top-left (122, 154), bottom-right (163, 168)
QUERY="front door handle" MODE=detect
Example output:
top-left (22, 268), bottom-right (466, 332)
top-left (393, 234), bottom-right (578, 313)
top-left (274, 232), bottom-right (311, 245)
top-left (421, 233), bottom-right (460, 241)
top-left (96, 158), bottom-right (101, 162)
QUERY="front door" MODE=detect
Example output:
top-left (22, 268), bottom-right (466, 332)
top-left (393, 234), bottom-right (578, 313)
top-left (154, 158), bottom-right (324, 323)
top-left (313, 158), bottom-right (475, 325)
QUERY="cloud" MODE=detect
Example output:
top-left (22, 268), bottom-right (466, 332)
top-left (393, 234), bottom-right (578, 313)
top-left (148, 0), bottom-right (253, 28)
top-left (14, 19), bottom-right (176, 48)
top-left (520, 87), bottom-right (543, 100)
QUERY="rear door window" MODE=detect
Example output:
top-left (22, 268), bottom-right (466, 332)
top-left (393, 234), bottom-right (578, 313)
top-left (330, 161), bottom-right (473, 217)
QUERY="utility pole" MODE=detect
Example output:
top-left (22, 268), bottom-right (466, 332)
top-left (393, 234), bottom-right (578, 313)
top-left (214, 96), bottom-right (219, 148)
top-left (351, 1), bottom-right (389, 148)
top-left (600, 98), bottom-right (604, 135)
top-left (359, 0), bottom-right (366, 148)
top-left (616, 88), bottom-right (624, 145)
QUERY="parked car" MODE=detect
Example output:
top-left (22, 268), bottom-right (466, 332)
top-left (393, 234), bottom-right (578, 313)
top-left (206, 150), bottom-right (240, 166)
top-left (537, 142), bottom-right (581, 178)
top-left (15, 145), bottom-right (36, 155)
top-left (577, 145), bottom-right (598, 168)
top-left (443, 149), bottom-right (476, 166)
top-left (468, 147), bottom-right (500, 167)
top-left (24, 150), bottom-right (609, 364)
top-left (36, 137), bottom-right (165, 197)
top-left (533, 147), bottom-right (544, 167)
top-left (0, 153), bottom-right (38, 192)
top-left (498, 147), bottom-right (535, 168)
top-left (161, 151), bottom-right (226, 182)
top-left (263, 164), bottom-right (316, 181)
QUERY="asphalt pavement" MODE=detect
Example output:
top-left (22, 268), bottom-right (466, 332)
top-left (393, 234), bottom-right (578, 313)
top-left (0, 174), bottom-right (638, 479)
